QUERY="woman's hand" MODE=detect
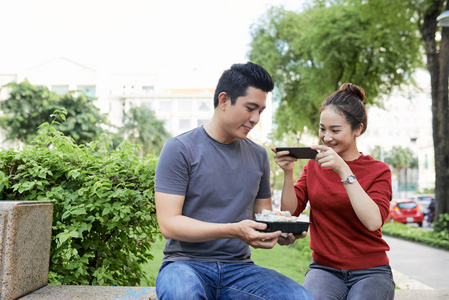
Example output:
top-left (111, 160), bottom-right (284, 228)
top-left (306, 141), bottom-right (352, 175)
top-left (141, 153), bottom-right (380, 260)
top-left (311, 145), bottom-right (348, 174)
top-left (271, 147), bottom-right (297, 173)
top-left (277, 232), bottom-right (308, 246)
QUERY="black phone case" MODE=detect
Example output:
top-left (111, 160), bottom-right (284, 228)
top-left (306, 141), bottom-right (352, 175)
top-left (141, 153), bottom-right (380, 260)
top-left (276, 147), bottom-right (318, 159)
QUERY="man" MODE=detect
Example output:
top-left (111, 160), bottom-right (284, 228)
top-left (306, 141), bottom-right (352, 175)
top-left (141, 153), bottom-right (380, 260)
top-left (154, 62), bottom-right (312, 300)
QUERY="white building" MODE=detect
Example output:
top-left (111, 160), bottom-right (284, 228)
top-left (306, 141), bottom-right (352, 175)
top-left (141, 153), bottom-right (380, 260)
top-left (358, 70), bottom-right (435, 193)
top-left (0, 57), bottom-right (273, 146)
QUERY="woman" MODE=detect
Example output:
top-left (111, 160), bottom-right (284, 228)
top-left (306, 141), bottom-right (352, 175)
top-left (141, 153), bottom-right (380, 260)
top-left (273, 83), bottom-right (395, 299)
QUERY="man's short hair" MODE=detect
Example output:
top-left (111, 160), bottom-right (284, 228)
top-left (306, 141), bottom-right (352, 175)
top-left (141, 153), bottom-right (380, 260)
top-left (213, 62), bottom-right (274, 108)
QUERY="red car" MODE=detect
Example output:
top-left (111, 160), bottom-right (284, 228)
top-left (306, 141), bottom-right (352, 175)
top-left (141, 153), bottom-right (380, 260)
top-left (387, 199), bottom-right (424, 227)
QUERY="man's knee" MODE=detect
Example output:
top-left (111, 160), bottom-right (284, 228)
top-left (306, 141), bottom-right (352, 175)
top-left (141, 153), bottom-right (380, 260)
top-left (156, 262), bottom-right (207, 299)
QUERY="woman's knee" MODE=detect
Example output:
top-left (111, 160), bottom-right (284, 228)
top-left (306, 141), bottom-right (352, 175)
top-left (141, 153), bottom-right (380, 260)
top-left (303, 268), bottom-right (348, 300)
top-left (347, 276), bottom-right (395, 300)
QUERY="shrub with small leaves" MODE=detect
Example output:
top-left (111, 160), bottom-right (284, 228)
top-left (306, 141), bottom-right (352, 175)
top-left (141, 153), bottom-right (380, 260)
top-left (0, 113), bottom-right (160, 286)
top-left (382, 222), bottom-right (449, 250)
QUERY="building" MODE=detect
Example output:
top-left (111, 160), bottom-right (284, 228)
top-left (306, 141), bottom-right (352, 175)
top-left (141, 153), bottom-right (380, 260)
top-left (357, 70), bottom-right (435, 194)
top-left (0, 57), bottom-right (273, 147)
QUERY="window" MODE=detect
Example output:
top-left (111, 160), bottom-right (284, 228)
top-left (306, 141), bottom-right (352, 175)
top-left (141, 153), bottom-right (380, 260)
top-left (199, 101), bottom-right (211, 111)
top-left (159, 101), bottom-right (172, 111)
top-left (179, 119), bottom-right (191, 129)
top-left (179, 101), bottom-right (191, 111)
top-left (142, 86), bottom-right (154, 94)
top-left (51, 85), bottom-right (69, 95)
top-left (197, 119), bottom-right (208, 126)
top-left (163, 119), bottom-right (171, 131)
top-left (397, 202), bottom-right (417, 209)
top-left (77, 85), bottom-right (96, 98)
top-left (144, 102), bottom-right (153, 110)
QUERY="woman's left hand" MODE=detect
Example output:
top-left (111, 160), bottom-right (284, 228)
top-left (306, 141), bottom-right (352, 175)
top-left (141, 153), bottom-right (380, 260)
top-left (277, 232), bottom-right (307, 246)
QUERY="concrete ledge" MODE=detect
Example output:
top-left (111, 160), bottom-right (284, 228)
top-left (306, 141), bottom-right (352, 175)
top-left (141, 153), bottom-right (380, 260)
top-left (18, 285), bottom-right (449, 300)
top-left (18, 286), bottom-right (158, 300)
top-left (394, 290), bottom-right (449, 300)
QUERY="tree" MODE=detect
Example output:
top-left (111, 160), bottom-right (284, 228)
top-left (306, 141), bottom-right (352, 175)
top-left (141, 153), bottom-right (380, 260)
top-left (385, 146), bottom-right (418, 195)
top-left (411, 0), bottom-right (449, 226)
top-left (0, 81), bottom-right (110, 145)
top-left (249, 1), bottom-right (423, 139)
top-left (0, 81), bottom-right (58, 143)
top-left (368, 145), bottom-right (385, 162)
top-left (119, 105), bottom-right (171, 157)
top-left (57, 90), bottom-right (110, 145)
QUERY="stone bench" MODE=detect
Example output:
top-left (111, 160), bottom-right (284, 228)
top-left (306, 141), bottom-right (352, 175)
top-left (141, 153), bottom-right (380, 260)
top-left (0, 201), bottom-right (53, 300)
top-left (20, 286), bottom-right (449, 300)
top-left (19, 285), bottom-right (158, 300)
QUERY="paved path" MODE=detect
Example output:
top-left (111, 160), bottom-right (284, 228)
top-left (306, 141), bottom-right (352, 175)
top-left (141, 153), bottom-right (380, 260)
top-left (384, 235), bottom-right (449, 290)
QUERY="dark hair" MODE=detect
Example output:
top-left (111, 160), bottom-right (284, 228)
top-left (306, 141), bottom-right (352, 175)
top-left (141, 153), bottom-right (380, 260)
top-left (321, 83), bottom-right (368, 134)
top-left (213, 62), bottom-right (274, 108)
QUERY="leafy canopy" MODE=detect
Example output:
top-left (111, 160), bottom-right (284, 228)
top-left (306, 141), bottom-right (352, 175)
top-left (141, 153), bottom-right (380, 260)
top-left (119, 105), bottom-right (171, 157)
top-left (0, 80), bottom-right (110, 145)
top-left (249, 0), bottom-right (423, 138)
top-left (385, 146), bottom-right (418, 170)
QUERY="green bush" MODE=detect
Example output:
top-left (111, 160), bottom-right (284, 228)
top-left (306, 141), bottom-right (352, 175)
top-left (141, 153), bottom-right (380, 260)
top-left (434, 213), bottom-right (449, 239)
top-left (0, 119), bottom-right (160, 286)
top-left (382, 222), bottom-right (449, 250)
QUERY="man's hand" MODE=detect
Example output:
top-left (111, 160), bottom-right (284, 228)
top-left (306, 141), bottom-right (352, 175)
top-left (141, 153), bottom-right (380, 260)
top-left (277, 232), bottom-right (308, 246)
top-left (236, 219), bottom-right (282, 249)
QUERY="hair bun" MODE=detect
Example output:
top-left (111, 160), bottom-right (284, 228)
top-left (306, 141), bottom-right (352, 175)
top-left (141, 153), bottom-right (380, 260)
top-left (339, 83), bottom-right (365, 103)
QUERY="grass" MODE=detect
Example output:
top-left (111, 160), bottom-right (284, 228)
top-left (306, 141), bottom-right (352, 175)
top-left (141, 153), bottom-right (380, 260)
top-left (140, 237), bottom-right (165, 286)
top-left (140, 236), bottom-right (312, 286)
top-left (252, 242), bottom-right (311, 283)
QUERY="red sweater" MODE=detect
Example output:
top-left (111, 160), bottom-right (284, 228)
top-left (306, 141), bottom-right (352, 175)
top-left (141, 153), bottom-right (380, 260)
top-left (293, 154), bottom-right (392, 270)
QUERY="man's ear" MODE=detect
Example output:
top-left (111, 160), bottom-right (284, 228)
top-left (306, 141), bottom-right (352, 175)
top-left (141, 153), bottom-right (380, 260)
top-left (218, 92), bottom-right (229, 110)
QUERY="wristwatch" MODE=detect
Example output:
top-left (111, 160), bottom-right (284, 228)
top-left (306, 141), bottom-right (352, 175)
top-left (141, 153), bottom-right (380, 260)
top-left (342, 174), bottom-right (356, 184)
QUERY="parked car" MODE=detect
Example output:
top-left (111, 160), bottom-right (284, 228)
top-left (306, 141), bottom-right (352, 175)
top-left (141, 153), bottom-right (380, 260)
top-left (412, 194), bottom-right (435, 215)
top-left (387, 199), bottom-right (424, 227)
top-left (412, 194), bottom-right (435, 222)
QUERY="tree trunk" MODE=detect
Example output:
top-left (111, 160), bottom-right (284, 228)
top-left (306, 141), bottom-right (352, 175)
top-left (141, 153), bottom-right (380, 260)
top-left (420, 0), bottom-right (449, 227)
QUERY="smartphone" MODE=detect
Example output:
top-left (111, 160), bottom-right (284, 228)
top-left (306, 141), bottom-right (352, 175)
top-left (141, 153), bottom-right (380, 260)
top-left (275, 147), bottom-right (318, 159)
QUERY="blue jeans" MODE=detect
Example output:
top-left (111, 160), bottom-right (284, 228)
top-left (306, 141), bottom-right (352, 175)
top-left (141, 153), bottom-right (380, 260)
top-left (303, 260), bottom-right (395, 300)
top-left (156, 261), bottom-right (313, 300)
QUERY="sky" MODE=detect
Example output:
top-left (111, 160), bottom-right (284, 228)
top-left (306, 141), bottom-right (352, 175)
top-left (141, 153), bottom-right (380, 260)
top-left (0, 0), bottom-right (306, 88)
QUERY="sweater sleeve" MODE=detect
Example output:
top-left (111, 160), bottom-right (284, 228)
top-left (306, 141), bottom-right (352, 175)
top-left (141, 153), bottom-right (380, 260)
top-left (366, 163), bottom-right (392, 223)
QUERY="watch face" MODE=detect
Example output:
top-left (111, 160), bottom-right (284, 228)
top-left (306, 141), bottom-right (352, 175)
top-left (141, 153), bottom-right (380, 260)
top-left (343, 175), bottom-right (356, 184)
top-left (349, 176), bottom-right (355, 183)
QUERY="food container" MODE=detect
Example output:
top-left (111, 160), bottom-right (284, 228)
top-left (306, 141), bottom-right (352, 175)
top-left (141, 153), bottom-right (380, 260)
top-left (257, 220), bottom-right (311, 234)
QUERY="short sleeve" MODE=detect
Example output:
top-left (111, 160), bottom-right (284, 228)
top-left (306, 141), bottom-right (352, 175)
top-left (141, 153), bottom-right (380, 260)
top-left (155, 138), bottom-right (190, 195)
top-left (256, 151), bottom-right (272, 199)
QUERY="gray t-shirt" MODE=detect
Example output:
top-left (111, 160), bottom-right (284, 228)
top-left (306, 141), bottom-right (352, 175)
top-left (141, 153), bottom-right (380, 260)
top-left (155, 126), bottom-right (271, 263)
